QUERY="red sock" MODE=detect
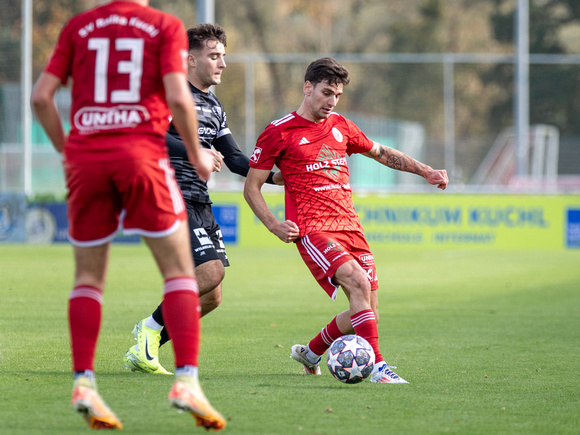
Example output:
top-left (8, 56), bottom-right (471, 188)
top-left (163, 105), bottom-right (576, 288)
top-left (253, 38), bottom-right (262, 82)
top-left (351, 309), bottom-right (384, 363)
top-left (161, 277), bottom-right (200, 368)
top-left (308, 316), bottom-right (343, 356)
top-left (68, 286), bottom-right (102, 372)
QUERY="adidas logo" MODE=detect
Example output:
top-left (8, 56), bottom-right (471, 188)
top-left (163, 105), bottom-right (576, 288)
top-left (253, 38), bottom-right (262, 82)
top-left (299, 137), bottom-right (310, 145)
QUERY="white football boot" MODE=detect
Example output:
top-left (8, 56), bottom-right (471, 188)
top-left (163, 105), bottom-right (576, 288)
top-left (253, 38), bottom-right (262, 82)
top-left (291, 344), bottom-right (322, 375)
top-left (370, 361), bottom-right (409, 384)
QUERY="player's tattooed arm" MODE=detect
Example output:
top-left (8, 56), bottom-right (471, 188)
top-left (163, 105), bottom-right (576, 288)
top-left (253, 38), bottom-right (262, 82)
top-left (362, 141), bottom-right (449, 189)
top-left (363, 141), bottom-right (429, 176)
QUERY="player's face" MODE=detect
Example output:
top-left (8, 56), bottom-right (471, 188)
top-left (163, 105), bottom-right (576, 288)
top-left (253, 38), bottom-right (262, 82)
top-left (305, 81), bottom-right (343, 122)
top-left (189, 39), bottom-right (226, 91)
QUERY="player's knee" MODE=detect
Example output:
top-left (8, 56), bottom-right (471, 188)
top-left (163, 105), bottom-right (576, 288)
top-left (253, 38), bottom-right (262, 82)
top-left (208, 287), bottom-right (222, 308)
top-left (199, 276), bottom-right (223, 294)
top-left (200, 287), bottom-right (222, 317)
top-left (197, 262), bottom-right (225, 294)
top-left (216, 267), bottom-right (226, 285)
top-left (346, 275), bottom-right (372, 301)
top-left (354, 270), bottom-right (372, 292)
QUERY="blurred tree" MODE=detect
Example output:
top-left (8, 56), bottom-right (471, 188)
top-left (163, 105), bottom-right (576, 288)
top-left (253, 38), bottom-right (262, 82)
top-left (485, 0), bottom-right (580, 135)
top-left (150, 0), bottom-right (197, 28)
top-left (0, 0), bottom-right (22, 83)
top-left (0, 0), bottom-right (196, 82)
top-left (381, 0), bottom-right (445, 128)
top-left (214, 0), bottom-right (409, 131)
top-left (2, 0), bottom-right (579, 170)
top-left (30, 0), bottom-right (102, 79)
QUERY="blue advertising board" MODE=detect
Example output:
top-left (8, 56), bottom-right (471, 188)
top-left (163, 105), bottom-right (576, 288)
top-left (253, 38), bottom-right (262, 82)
top-left (0, 193), bottom-right (27, 242)
top-left (213, 204), bottom-right (238, 244)
top-left (566, 209), bottom-right (580, 248)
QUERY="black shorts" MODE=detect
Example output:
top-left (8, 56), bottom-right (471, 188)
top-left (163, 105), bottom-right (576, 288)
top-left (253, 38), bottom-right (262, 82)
top-left (186, 202), bottom-right (230, 268)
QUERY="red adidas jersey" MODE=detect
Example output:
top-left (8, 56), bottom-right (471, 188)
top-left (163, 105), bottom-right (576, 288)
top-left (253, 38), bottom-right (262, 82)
top-left (250, 112), bottom-right (374, 237)
top-left (45, 1), bottom-right (188, 163)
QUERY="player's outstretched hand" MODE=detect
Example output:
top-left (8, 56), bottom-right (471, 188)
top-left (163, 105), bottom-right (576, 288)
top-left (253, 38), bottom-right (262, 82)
top-left (425, 168), bottom-right (449, 190)
top-left (272, 220), bottom-right (299, 243)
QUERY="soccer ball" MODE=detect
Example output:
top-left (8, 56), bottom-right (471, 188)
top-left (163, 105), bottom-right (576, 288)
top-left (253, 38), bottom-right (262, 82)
top-left (327, 335), bottom-right (375, 384)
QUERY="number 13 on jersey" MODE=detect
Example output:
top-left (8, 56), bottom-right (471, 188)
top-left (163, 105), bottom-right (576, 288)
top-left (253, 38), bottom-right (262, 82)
top-left (88, 37), bottom-right (144, 103)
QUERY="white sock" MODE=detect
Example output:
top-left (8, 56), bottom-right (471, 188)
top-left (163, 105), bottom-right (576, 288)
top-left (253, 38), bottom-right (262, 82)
top-left (175, 365), bottom-right (199, 378)
top-left (74, 369), bottom-right (96, 381)
top-left (305, 346), bottom-right (321, 364)
top-left (144, 316), bottom-right (163, 331)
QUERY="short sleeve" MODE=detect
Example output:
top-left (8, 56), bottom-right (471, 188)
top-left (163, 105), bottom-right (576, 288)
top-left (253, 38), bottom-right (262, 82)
top-left (249, 124), bottom-right (283, 170)
top-left (159, 17), bottom-right (188, 77)
top-left (44, 18), bottom-right (76, 84)
top-left (344, 117), bottom-right (374, 155)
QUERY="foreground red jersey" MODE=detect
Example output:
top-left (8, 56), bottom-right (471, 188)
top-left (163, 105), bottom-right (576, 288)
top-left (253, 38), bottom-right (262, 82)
top-left (250, 112), bottom-right (374, 236)
top-left (45, 1), bottom-right (188, 163)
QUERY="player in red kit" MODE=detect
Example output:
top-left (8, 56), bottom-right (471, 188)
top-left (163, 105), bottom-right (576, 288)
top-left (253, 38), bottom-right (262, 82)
top-left (31, 0), bottom-right (225, 430)
top-left (244, 57), bottom-right (448, 384)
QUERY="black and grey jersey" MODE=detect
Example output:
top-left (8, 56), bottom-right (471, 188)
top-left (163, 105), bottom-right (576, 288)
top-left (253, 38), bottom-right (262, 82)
top-left (167, 82), bottom-right (275, 204)
top-left (167, 83), bottom-right (237, 203)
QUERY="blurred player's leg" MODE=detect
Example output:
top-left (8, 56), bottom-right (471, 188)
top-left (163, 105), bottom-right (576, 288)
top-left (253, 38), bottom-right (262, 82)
top-left (158, 259), bottom-right (225, 345)
top-left (69, 243), bottom-right (123, 428)
top-left (168, 373), bottom-right (227, 430)
top-left (144, 224), bottom-right (226, 430)
top-left (72, 374), bottom-right (123, 430)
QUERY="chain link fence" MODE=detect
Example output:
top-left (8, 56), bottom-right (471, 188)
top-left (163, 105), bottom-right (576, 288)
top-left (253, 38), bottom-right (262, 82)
top-left (2, 30), bottom-right (580, 198)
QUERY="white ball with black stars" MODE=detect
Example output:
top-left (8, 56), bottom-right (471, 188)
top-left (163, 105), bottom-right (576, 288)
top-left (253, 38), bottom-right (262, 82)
top-left (327, 335), bottom-right (375, 384)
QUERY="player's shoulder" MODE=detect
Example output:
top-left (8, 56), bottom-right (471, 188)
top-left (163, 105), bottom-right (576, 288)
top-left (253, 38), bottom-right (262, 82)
top-left (270, 112), bottom-right (296, 128)
top-left (65, 4), bottom-right (100, 29)
top-left (259, 113), bottom-right (295, 140)
top-left (328, 112), bottom-right (349, 125)
top-left (328, 112), bottom-right (360, 133)
top-left (70, 2), bottom-right (181, 29)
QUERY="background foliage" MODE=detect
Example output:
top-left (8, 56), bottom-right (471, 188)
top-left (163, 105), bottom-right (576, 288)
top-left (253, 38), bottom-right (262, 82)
top-left (1, 0), bottom-right (579, 185)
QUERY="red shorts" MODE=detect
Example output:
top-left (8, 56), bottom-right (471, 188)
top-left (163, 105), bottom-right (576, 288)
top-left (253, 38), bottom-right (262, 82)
top-left (296, 231), bottom-right (378, 300)
top-left (65, 157), bottom-right (186, 246)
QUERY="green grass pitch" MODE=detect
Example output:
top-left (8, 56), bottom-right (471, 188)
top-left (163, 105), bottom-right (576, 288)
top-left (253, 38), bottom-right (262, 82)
top-left (1, 244), bottom-right (579, 434)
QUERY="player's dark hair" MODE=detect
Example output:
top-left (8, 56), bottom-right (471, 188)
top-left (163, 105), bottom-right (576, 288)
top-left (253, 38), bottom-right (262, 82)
top-left (187, 23), bottom-right (227, 52)
top-left (304, 57), bottom-right (350, 87)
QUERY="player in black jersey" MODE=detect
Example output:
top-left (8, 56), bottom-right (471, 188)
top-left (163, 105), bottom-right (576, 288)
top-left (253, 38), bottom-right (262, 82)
top-left (123, 23), bottom-right (282, 374)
